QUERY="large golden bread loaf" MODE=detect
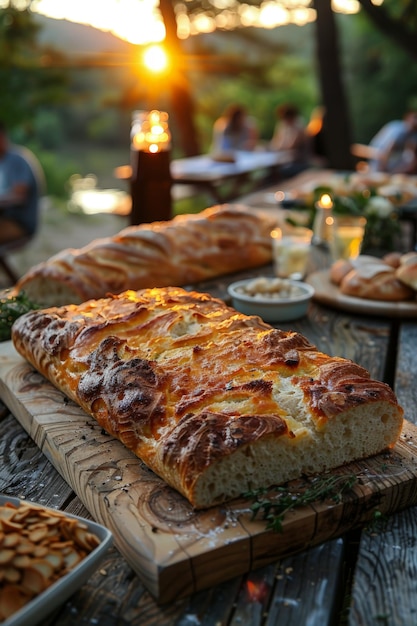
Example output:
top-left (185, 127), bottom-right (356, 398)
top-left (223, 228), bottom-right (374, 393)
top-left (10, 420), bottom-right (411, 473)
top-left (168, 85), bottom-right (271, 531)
top-left (12, 287), bottom-right (404, 509)
top-left (15, 204), bottom-right (275, 307)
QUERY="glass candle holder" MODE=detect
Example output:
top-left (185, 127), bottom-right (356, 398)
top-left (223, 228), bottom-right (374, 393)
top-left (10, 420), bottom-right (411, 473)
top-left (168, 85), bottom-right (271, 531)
top-left (131, 110), bottom-right (171, 153)
top-left (313, 193), bottom-right (333, 245)
top-left (271, 226), bottom-right (313, 280)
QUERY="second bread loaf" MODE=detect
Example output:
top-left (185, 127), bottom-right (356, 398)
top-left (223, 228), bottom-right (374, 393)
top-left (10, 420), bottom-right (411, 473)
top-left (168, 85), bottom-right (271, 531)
top-left (16, 204), bottom-right (275, 307)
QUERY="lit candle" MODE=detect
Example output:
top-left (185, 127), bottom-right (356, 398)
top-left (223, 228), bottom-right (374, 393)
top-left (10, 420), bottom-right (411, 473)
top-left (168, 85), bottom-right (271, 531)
top-left (313, 193), bottom-right (334, 244)
top-left (316, 193), bottom-right (333, 210)
top-left (130, 110), bottom-right (173, 225)
top-left (132, 110), bottom-right (171, 153)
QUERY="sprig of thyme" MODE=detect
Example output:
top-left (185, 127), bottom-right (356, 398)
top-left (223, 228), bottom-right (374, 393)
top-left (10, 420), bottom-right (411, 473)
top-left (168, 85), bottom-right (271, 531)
top-left (0, 291), bottom-right (40, 342)
top-left (245, 474), bottom-right (358, 532)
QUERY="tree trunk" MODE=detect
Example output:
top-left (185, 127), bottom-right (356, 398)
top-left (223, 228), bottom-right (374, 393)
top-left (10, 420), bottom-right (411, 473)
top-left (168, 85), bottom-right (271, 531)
top-left (313, 0), bottom-right (356, 171)
top-left (158, 0), bottom-right (201, 156)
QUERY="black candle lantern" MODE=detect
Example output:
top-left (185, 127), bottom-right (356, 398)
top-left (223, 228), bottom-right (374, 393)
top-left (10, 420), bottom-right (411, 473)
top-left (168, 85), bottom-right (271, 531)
top-left (130, 110), bottom-right (173, 225)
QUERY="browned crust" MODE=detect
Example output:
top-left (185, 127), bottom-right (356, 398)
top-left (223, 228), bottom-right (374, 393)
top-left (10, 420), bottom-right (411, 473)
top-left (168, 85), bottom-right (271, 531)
top-left (15, 205), bottom-right (275, 304)
top-left (12, 287), bottom-right (403, 506)
top-left (340, 267), bottom-right (415, 301)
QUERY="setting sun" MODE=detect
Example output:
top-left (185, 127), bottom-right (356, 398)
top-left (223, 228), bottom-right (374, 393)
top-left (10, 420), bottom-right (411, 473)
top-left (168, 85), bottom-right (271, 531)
top-left (143, 45), bottom-right (169, 73)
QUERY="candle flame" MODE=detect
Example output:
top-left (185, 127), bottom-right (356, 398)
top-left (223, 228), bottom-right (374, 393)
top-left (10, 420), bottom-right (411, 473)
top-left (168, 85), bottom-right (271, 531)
top-left (131, 110), bottom-right (171, 153)
top-left (319, 193), bottom-right (333, 209)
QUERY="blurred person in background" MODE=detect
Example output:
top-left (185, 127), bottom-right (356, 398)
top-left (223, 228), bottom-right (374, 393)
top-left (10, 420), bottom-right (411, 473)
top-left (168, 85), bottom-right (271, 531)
top-left (270, 103), bottom-right (310, 178)
top-left (212, 104), bottom-right (259, 154)
top-left (0, 120), bottom-right (43, 244)
top-left (0, 121), bottom-right (43, 243)
top-left (392, 140), bottom-right (417, 175)
top-left (369, 109), bottom-right (417, 173)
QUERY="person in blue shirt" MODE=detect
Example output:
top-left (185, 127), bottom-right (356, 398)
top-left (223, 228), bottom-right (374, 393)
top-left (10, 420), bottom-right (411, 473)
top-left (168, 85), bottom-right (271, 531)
top-left (0, 121), bottom-right (43, 244)
top-left (368, 110), bottom-right (417, 172)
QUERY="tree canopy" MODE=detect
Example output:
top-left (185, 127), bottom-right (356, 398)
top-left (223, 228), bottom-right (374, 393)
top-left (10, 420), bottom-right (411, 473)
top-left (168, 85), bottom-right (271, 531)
top-left (0, 5), bottom-right (69, 136)
top-left (2, 0), bottom-right (417, 168)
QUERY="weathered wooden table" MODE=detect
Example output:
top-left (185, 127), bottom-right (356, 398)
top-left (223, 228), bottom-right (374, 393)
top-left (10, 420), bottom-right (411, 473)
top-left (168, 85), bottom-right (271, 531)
top-left (1, 244), bottom-right (417, 625)
top-left (115, 149), bottom-right (291, 206)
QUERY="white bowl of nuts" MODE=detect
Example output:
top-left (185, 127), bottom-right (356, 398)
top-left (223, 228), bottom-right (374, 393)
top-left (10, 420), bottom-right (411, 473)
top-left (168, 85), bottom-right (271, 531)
top-left (227, 276), bottom-right (315, 323)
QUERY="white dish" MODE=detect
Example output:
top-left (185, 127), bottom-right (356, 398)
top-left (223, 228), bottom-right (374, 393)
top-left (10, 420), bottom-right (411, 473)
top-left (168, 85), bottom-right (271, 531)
top-left (227, 277), bottom-right (314, 323)
top-left (306, 269), bottom-right (417, 318)
top-left (1, 494), bottom-right (113, 626)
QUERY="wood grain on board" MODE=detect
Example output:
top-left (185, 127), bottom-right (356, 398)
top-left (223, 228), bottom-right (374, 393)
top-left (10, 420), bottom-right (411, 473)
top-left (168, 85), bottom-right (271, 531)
top-left (0, 341), bottom-right (416, 603)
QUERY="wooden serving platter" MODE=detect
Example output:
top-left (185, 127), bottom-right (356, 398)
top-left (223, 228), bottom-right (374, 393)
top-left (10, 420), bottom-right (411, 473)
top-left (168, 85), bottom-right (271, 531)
top-left (307, 269), bottom-right (417, 318)
top-left (1, 341), bottom-right (417, 603)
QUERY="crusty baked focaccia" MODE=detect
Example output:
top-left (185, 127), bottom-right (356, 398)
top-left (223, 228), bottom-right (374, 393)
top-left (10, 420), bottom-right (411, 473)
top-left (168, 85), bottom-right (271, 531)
top-left (15, 204), bottom-right (275, 307)
top-left (12, 287), bottom-right (404, 509)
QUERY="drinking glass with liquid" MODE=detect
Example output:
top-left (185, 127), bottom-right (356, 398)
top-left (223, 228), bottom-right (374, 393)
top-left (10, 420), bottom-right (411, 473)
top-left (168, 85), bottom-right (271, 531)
top-left (329, 215), bottom-right (367, 261)
top-left (271, 226), bottom-right (313, 280)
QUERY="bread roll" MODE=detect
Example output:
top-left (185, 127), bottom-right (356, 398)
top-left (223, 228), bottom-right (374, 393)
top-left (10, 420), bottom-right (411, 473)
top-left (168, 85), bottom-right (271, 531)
top-left (396, 253), bottom-right (417, 290)
top-left (12, 287), bottom-right (404, 509)
top-left (340, 263), bottom-right (415, 301)
top-left (400, 252), bottom-right (417, 266)
top-left (15, 205), bottom-right (275, 307)
top-left (382, 252), bottom-right (402, 268)
top-left (330, 259), bottom-right (353, 286)
top-left (329, 255), bottom-right (382, 286)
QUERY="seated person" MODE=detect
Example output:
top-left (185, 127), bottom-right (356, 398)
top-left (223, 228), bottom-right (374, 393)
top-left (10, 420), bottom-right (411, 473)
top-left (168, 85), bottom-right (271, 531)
top-left (0, 120), bottom-right (42, 244)
top-left (270, 103), bottom-right (310, 178)
top-left (212, 104), bottom-right (259, 153)
top-left (392, 140), bottom-right (417, 175)
top-left (369, 109), bottom-right (417, 172)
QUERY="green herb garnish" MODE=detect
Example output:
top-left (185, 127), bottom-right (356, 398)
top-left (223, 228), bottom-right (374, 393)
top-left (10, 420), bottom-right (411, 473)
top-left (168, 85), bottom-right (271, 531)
top-left (245, 474), bottom-right (358, 532)
top-left (0, 291), bottom-right (40, 342)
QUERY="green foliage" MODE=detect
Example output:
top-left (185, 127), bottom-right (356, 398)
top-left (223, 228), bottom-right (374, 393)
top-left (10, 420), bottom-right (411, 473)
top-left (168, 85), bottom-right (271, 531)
top-left (0, 7), bottom-right (69, 131)
top-left (32, 111), bottom-right (66, 149)
top-left (28, 146), bottom-right (79, 199)
top-left (341, 12), bottom-right (417, 142)
top-left (245, 474), bottom-right (358, 533)
top-left (187, 35), bottom-right (318, 152)
top-left (173, 194), bottom-right (209, 216)
top-left (0, 291), bottom-right (40, 342)
top-left (3, 2), bottom-right (417, 205)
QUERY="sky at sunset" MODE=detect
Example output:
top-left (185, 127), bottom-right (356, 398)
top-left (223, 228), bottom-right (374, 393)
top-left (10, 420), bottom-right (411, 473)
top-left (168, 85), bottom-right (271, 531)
top-left (32, 0), bottom-right (360, 46)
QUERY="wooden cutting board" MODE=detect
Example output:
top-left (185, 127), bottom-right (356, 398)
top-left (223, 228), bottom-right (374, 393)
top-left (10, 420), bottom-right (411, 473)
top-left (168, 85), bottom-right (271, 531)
top-left (1, 340), bottom-right (417, 603)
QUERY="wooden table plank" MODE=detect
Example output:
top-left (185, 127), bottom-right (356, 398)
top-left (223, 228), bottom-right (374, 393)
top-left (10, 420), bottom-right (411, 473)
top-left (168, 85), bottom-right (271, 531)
top-left (0, 301), bottom-right (411, 609)
top-left (2, 251), bottom-right (414, 623)
top-left (349, 507), bottom-right (417, 626)
top-left (394, 322), bottom-right (417, 428)
top-left (264, 540), bottom-right (346, 626)
top-left (349, 321), bottom-right (417, 626)
top-left (0, 412), bottom-right (254, 624)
